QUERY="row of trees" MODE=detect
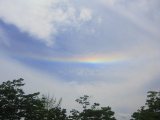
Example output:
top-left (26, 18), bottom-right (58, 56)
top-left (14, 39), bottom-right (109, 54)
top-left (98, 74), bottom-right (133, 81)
top-left (0, 78), bottom-right (159, 120)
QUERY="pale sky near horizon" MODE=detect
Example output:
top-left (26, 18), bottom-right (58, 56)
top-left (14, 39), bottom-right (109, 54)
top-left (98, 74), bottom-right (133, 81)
top-left (0, 0), bottom-right (160, 119)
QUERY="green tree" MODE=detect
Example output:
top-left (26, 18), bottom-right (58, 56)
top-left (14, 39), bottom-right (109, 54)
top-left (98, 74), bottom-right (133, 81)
top-left (69, 95), bottom-right (116, 120)
top-left (131, 91), bottom-right (160, 120)
top-left (0, 78), bottom-right (117, 120)
top-left (41, 95), bottom-right (67, 120)
top-left (0, 78), bottom-right (45, 120)
top-left (0, 78), bottom-right (67, 120)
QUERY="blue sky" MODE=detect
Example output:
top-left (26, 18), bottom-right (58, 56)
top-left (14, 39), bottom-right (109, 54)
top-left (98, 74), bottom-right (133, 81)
top-left (0, 0), bottom-right (160, 119)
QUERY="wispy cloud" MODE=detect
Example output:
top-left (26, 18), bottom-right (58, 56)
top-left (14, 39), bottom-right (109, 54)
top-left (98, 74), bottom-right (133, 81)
top-left (0, 0), bottom-right (92, 46)
top-left (100, 0), bottom-right (160, 39)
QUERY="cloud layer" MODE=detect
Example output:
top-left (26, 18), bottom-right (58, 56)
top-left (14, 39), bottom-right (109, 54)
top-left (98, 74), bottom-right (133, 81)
top-left (0, 0), bottom-right (92, 46)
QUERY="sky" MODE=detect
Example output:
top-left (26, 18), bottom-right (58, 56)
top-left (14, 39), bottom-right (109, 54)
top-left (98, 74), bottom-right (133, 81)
top-left (0, 0), bottom-right (160, 119)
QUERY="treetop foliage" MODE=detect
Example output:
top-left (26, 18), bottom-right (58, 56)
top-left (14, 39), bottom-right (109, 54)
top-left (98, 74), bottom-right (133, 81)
top-left (0, 78), bottom-right (66, 120)
top-left (131, 91), bottom-right (160, 120)
top-left (69, 95), bottom-right (116, 120)
top-left (0, 78), bottom-right (116, 120)
top-left (0, 78), bottom-right (159, 120)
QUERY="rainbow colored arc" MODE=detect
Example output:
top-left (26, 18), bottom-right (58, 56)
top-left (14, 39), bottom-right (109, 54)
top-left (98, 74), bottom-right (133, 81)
top-left (30, 53), bottom-right (127, 64)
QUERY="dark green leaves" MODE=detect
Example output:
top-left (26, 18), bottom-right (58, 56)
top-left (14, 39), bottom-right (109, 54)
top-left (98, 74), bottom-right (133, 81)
top-left (0, 78), bottom-right (67, 120)
top-left (69, 95), bottom-right (116, 120)
top-left (131, 91), bottom-right (160, 120)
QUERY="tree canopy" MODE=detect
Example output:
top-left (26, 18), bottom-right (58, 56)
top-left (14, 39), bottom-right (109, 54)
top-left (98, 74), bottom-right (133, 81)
top-left (1, 78), bottom-right (159, 120)
top-left (0, 78), bottom-right (67, 120)
top-left (131, 91), bottom-right (160, 120)
top-left (0, 78), bottom-right (116, 120)
top-left (69, 95), bottom-right (116, 120)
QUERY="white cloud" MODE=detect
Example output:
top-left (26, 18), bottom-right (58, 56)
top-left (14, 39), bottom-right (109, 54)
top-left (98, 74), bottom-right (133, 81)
top-left (0, 0), bottom-right (92, 46)
top-left (79, 8), bottom-right (92, 22)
